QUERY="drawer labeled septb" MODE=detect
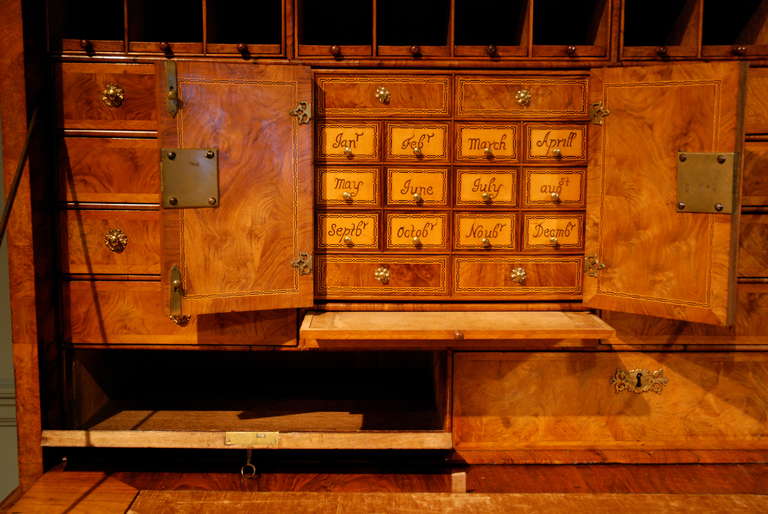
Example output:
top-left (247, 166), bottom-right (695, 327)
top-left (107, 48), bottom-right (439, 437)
top-left (317, 167), bottom-right (379, 207)
top-left (317, 213), bottom-right (379, 250)
top-left (525, 125), bottom-right (586, 161)
top-left (318, 122), bottom-right (379, 161)
top-left (523, 169), bottom-right (585, 208)
top-left (385, 123), bottom-right (449, 161)
top-left (455, 213), bottom-right (516, 250)
top-left (456, 169), bottom-right (517, 206)
top-left (456, 124), bottom-right (518, 161)
top-left (453, 256), bottom-right (582, 297)
top-left (387, 168), bottom-right (448, 206)
top-left (523, 214), bottom-right (584, 250)
top-left (386, 213), bottom-right (449, 250)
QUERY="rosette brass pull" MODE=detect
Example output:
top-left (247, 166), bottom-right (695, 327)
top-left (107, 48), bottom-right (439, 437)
top-left (374, 265), bottom-right (390, 284)
top-left (510, 267), bottom-right (526, 283)
top-left (104, 228), bottom-right (128, 253)
top-left (375, 86), bottom-right (391, 104)
top-left (102, 83), bottom-right (124, 107)
top-left (515, 89), bottom-right (532, 107)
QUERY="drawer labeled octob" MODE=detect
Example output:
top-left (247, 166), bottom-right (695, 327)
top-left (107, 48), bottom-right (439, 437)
top-left (523, 214), bottom-right (584, 250)
top-left (318, 123), bottom-right (379, 160)
top-left (526, 125), bottom-right (586, 161)
top-left (317, 213), bottom-right (379, 249)
top-left (387, 168), bottom-right (448, 206)
top-left (317, 167), bottom-right (379, 207)
top-left (456, 169), bottom-right (517, 206)
top-left (386, 123), bottom-right (449, 160)
top-left (455, 213), bottom-right (516, 250)
top-left (523, 169), bottom-right (585, 207)
top-left (456, 124), bottom-right (518, 161)
top-left (386, 213), bottom-right (448, 250)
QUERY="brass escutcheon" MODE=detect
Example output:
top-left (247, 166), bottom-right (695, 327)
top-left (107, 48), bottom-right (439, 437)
top-left (375, 86), bottom-right (391, 104)
top-left (104, 228), bottom-right (128, 253)
top-left (509, 267), bottom-right (526, 283)
top-left (515, 89), bottom-right (532, 107)
top-left (611, 368), bottom-right (669, 394)
top-left (374, 265), bottom-right (390, 284)
top-left (102, 83), bottom-right (124, 107)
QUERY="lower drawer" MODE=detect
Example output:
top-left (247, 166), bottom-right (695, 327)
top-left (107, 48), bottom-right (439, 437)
top-left (316, 255), bottom-right (450, 299)
top-left (454, 352), bottom-right (768, 452)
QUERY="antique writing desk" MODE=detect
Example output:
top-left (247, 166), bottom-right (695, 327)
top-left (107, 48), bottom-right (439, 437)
top-left (3, 0), bottom-right (768, 497)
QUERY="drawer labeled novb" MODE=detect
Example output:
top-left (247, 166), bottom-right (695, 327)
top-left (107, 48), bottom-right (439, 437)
top-left (317, 167), bottom-right (379, 207)
top-left (387, 168), bottom-right (448, 206)
top-left (453, 256), bottom-right (582, 297)
top-left (318, 122), bottom-right (379, 161)
top-left (386, 123), bottom-right (449, 161)
top-left (456, 169), bottom-right (517, 206)
top-left (455, 213), bottom-right (516, 250)
top-left (386, 213), bottom-right (449, 250)
top-left (317, 213), bottom-right (379, 250)
top-left (523, 214), bottom-right (584, 250)
top-left (523, 169), bottom-right (585, 208)
top-left (525, 125), bottom-right (586, 161)
top-left (456, 124), bottom-right (518, 161)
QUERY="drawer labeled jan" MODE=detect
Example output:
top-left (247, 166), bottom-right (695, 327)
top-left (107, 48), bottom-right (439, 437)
top-left (317, 122), bottom-right (380, 161)
top-left (455, 168), bottom-right (518, 207)
top-left (455, 123), bottom-right (519, 162)
top-left (454, 213), bottom-right (517, 251)
top-left (385, 122), bottom-right (449, 162)
top-left (522, 214), bottom-right (584, 251)
top-left (524, 124), bottom-right (587, 163)
top-left (522, 168), bottom-right (585, 208)
top-left (317, 212), bottom-right (380, 251)
top-left (386, 212), bottom-right (450, 251)
top-left (386, 168), bottom-right (449, 207)
top-left (317, 167), bottom-right (380, 207)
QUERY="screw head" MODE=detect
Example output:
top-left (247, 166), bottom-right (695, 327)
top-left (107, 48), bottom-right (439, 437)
top-left (715, 203), bottom-right (724, 211)
top-left (168, 196), bottom-right (178, 205)
top-left (677, 202), bottom-right (686, 210)
top-left (167, 151), bottom-right (176, 160)
top-left (208, 197), bottom-right (217, 206)
top-left (679, 153), bottom-right (687, 162)
top-left (206, 150), bottom-right (215, 159)
top-left (717, 154), bottom-right (726, 164)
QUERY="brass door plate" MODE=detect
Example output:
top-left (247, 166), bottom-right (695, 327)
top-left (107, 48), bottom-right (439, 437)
top-left (162, 148), bottom-right (219, 208)
top-left (225, 432), bottom-right (280, 448)
top-left (677, 152), bottom-right (737, 214)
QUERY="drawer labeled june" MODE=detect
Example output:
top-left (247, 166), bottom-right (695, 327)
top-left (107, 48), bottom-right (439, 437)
top-left (525, 125), bottom-right (586, 161)
top-left (523, 214), bottom-right (584, 250)
top-left (455, 213), bottom-right (516, 250)
top-left (456, 169), bottom-right (517, 206)
top-left (318, 122), bottom-right (380, 161)
top-left (387, 168), bottom-right (448, 206)
top-left (453, 256), bottom-right (583, 297)
top-left (317, 213), bottom-right (379, 250)
top-left (317, 167), bottom-right (379, 207)
top-left (456, 124), bottom-right (519, 161)
top-left (385, 123), bottom-right (449, 160)
top-left (386, 213), bottom-right (449, 250)
top-left (523, 169), bottom-right (585, 208)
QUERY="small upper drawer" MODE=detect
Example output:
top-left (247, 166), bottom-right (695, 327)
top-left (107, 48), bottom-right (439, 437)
top-left (525, 124), bottom-right (586, 162)
top-left (60, 209), bottom-right (160, 275)
top-left (317, 212), bottom-right (379, 250)
top-left (456, 76), bottom-right (589, 119)
top-left (317, 167), bottom-right (380, 207)
top-left (318, 122), bottom-right (380, 161)
top-left (522, 169), bottom-right (585, 208)
top-left (58, 63), bottom-right (157, 131)
top-left (455, 213), bottom-right (516, 250)
top-left (386, 168), bottom-right (448, 206)
top-left (386, 213), bottom-right (449, 250)
top-left (385, 123), bottom-right (449, 161)
top-left (455, 123), bottom-right (519, 162)
top-left (522, 214), bottom-right (584, 250)
top-left (456, 169), bottom-right (518, 207)
top-left (746, 68), bottom-right (768, 134)
top-left (316, 75), bottom-right (451, 117)
top-left (743, 141), bottom-right (768, 206)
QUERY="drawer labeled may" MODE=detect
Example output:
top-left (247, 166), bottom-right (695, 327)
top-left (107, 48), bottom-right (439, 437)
top-left (387, 168), bottom-right (448, 206)
top-left (385, 123), bottom-right (449, 161)
top-left (523, 169), bottom-right (585, 208)
top-left (386, 213), bottom-right (449, 250)
top-left (456, 123), bottom-right (519, 161)
top-left (523, 214), bottom-right (584, 250)
top-left (318, 122), bottom-right (380, 161)
top-left (316, 255), bottom-right (450, 298)
top-left (456, 169), bottom-right (517, 206)
top-left (525, 124), bottom-right (586, 162)
top-left (317, 213), bottom-right (379, 250)
top-left (317, 167), bottom-right (380, 207)
top-left (455, 213), bottom-right (516, 250)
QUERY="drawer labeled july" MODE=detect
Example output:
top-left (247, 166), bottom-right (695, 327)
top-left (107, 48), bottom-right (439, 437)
top-left (523, 169), bottom-right (585, 208)
top-left (525, 124), bottom-right (586, 162)
top-left (523, 214), bottom-right (584, 250)
top-left (385, 123), bottom-right (449, 161)
top-left (317, 167), bottom-right (380, 207)
top-left (456, 123), bottom-right (519, 162)
top-left (317, 213), bottom-right (380, 250)
top-left (455, 213), bottom-right (516, 250)
top-left (456, 169), bottom-right (517, 206)
top-left (318, 122), bottom-right (380, 161)
top-left (386, 213), bottom-right (449, 250)
top-left (387, 168), bottom-right (448, 206)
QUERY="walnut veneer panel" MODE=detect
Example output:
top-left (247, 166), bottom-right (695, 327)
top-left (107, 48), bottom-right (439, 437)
top-left (743, 141), bottom-right (768, 206)
top-left (454, 352), bottom-right (768, 451)
top-left (746, 68), bottom-right (768, 134)
top-left (453, 256), bottom-right (582, 298)
top-left (59, 137), bottom-right (159, 203)
top-left (58, 62), bottom-right (157, 131)
top-left (739, 214), bottom-right (768, 277)
top-left (60, 209), bottom-right (160, 274)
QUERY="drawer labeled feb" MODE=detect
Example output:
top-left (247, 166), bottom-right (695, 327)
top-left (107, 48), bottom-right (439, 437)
top-left (385, 123), bottom-right (449, 161)
top-left (456, 169), bottom-right (517, 206)
top-left (317, 213), bottom-right (379, 250)
top-left (318, 122), bottom-right (380, 161)
top-left (386, 213), bottom-right (449, 250)
top-left (455, 213), bottom-right (516, 250)
top-left (387, 168), bottom-right (448, 206)
top-left (456, 124), bottom-right (518, 161)
top-left (523, 169), bottom-right (585, 208)
top-left (317, 167), bottom-right (379, 207)
top-left (523, 214), bottom-right (584, 250)
top-left (525, 125), bottom-right (586, 162)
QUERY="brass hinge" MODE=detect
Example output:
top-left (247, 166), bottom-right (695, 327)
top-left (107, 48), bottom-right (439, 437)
top-left (289, 101), bottom-right (312, 125)
top-left (165, 60), bottom-right (180, 117)
top-left (291, 252), bottom-right (313, 275)
top-left (169, 265), bottom-right (190, 326)
top-left (585, 255), bottom-right (607, 277)
top-left (590, 102), bottom-right (610, 125)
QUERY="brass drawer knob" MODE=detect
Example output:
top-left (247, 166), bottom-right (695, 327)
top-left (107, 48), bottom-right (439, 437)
top-left (611, 368), bottom-right (668, 394)
top-left (481, 192), bottom-right (492, 204)
top-left (329, 45), bottom-right (342, 58)
top-left (412, 236), bottom-right (422, 246)
top-left (412, 192), bottom-right (423, 203)
top-left (409, 45), bottom-right (421, 57)
top-left (102, 83), bottom-right (124, 107)
top-left (515, 89), bottom-right (532, 107)
top-left (733, 45), bottom-right (747, 56)
top-left (550, 236), bottom-right (559, 246)
top-left (375, 86), bottom-right (391, 104)
top-left (656, 46), bottom-right (669, 58)
top-left (343, 235), bottom-right (354, 246)
top-left (486, 44), bottom-right (498, 57)
top-left (104, 228), bottom-right (128, 253)
top-left (413, 146), bottom-right (423, 157)
top-left (342, 191), bottom-right (353, 202)
top-left (374, 265), bottom-right (390, 284)
top-left (550, 191), bottom-right (560, 202)
top-left (484, 147), bottom-right (494, 159)
top-left (510, 267), bottom-right (526, 283)
top-left (481, 237), bottom-right (491, 248)
top-left (343, 146), bottom-right (353, 157)
top-left (552, 148), bottom-right (562, 159)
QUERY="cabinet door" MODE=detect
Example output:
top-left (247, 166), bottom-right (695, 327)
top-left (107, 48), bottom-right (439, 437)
top-left (159, 62), bottom-right (314, 316)
top-left (585, 63), bottom-right (745, 326)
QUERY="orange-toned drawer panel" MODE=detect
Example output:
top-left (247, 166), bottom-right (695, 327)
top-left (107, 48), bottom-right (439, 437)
top-left (59, 137), bottom-right (159, 203)
top-left (743, 141), bottom-right (768, 206)
top-left (317, 213), bottom-right (379, 250)
top-left (318, 122), bottom-right (380, 161)
top-left (746, 68), bottom-right (768, 134)
top-left (453, 256), bottom-right (583, 297)
top-left (386, 213), bottom-right (449, 250)
top-left (316, 255), bottom-right (450, 298)
top-left (739, 214), bottom-right (768, 277)
top-left (317, 167), bottom-right (380, 207)
top-left (386, 168), bottom-right (448, 206)
top-left (523, 169), bottom-right (585, 208)
top-left (60, 210), bottom-right (160, 275)
top-left (316, 75), bottom-right (451, 117)
top-left (385, 123), bottom-right (449, 161)
top-left (456, 169), bottom-right (517, 207)
top-left (523, 214), bottom-right (584, 250)
top-left (58, 63), bottom-right (157, 131)
top-left (456, 124), bottom-right (518, 162)
top-left (455, 76), bottom-right (588, 118)
top-left (525, 125), bottom-right (586, 162)
top-left (455, 213), bottom-right (516, 250)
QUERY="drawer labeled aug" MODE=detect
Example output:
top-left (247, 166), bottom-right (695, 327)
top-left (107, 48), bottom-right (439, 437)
top-left (386, 213), bottom-right (449, 250)
top-left (456, 169), bottom-right (517, 206)
top-left (317, 167), bottom-right (380, 207)
top-left (385, 123), bottom-right (449, 161)
top-left (318, 122), bottom-right (380, 161)
top-left (455, 213), bottom-right (516, 250)
top-left (453, 256), bottom-right (583, 297)
top-left (456, 123), bottom-right (519, 161)
top-left (386, 168), bottom-right (448, 206)
top-left (317, 213), bottom-right (380, 250)
top-left (523, 169), bottom-right (585, 208)
top-left (525, 124), bottom-right (586, 161)
top-left (523, 214), bottom-right (584, 250)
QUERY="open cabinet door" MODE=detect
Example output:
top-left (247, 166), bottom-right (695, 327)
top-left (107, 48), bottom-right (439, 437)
top-left (159, 62), bottom-right (314, 318)
top-left (584, 63), bottom-right (745, 326)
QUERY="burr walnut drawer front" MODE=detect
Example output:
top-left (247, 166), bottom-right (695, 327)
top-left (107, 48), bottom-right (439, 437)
top-left (385, 123), bottom-right (449, 161)
top-left (455, 123), bottom-right (519, 162)
top-left (454, 352), bottom-right (768, 452)
top-left (386, 168), bottom-right (448, 207)
top-left (456, 169), bottom-right (518, 207)
top-left (525, 124), bottom-right (587, 162)
top-left (386, 213), bottom-right (449, 250)
top-left (743, 141), bottom-right (768, 206)
top-left (316, 75), bottom-right (451, 117)
top-left (317, 167), bottom-right (380, 207)
top-left (454, 213), bottom-right (517, 250)
top-left (60, 209), bottom-right (160, 275)
top-left (455, 76), bottom-right (589, 119)
top-left (522, 214), bottom-right (584, 251)
top-left (318, 122), bottom-right (380, 161)
top-left (316, 255), bottom-right (450, 298)
top-left (58, 62), bottom-right (157, 131)
top-left (739, 214), bottom-right (768, 277)
top-left (317, 213), bottom-right (380, 251)
top-left (453, 256), bottom-right (583, 298)
top-left (522, 169), bottom-right (585, 208)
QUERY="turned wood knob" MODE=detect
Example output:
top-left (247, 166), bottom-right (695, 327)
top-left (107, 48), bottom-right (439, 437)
top-left (409, 45), bottom-right (421, 57)
top-left (733, 45), bottom-right (747, 56)
top-left (80, 39), bottom-right (93, 53)
top-left (159, 42), bottom-right (173, 57)
top-left (486, 44), bottom-right (498, 57)
top-left (236, 43), bottom-right (249, 57)
top-left (329, 45), bottom-right (342, 57)
top-left (656, 46), bottom-right (668, 57)
top-left (566, 45), bottom-right (577, 57)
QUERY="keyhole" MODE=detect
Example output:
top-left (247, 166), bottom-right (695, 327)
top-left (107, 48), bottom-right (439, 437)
top-left (635, 372), bottom-right (643, 388)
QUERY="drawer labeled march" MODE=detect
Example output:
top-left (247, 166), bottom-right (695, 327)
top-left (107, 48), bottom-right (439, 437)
top-left (523, 214), bottom-right (584, 250)
top-left (455, 213), bottom-right (516, 250)
top-left (317, 167), bottom-right (379, 207)
top-left (453, 256), bottom-right (583, 297)
top-left (317, 213), bottom-right (379, 250)
top-left (525, 125), bottom-right (586, 161)
top-left (456, 169), bottom-right (517, 206)
top-left (385, 123), bottom-right (449, 160)
top-left (456, 124), bottom-right (518, 161)
top-left (387, 168), bottom-right (448, 206)
top-left (316, 255), bottom-right (450, 297)
top-left (386, 213), bottom-right (449, 250)
top-left (318, 122), bottom-right (380, 161)
top-left (523, 169), bottom-right (585, 207)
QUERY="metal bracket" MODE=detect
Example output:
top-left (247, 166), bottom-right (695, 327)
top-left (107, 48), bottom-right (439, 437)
top-left (225, 432), bottom-right (280, 448)
top-left (169, 265), bottom-right (190, 326)
top-left (676, 152), bottom-right (737, 213)
top-left (289, 101), bottom-right (312, 125)
top-left (590, 102), bottom-right (610, 125)
top-left (291, 252), bottom-right (313, 275)
top-left (161, 148), bottom-right (220, 208)
top-left (165, 60), bottom-right (180, 117)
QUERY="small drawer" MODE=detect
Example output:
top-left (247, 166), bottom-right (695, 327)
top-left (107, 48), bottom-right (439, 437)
top-left (743, 141), bottom-right (768, 206)
top-left (316, 74), bottom-right (451, 117)
top-left (317, 167), bottom-right (380, 207)
top-left (453, 256), bottom-right (583, 297)
top-left (455, 123), bottom-right (519, 162)
top-left (60, 210), bottom-right (160, 275)
top-left (522, 214), bottom-right (584, 250)
top-left (456, 169), bottom-right (517, 207)
top-left (455, 213), bottom-right (516, 250)
top-left (386, 213), bottom-right (449, 250)
top-left (316, 255), bottom-right (450, 298)
top-left (317, 212), bottom-right (380, 250)
top-left (522, 169), bottom-right (585, 208)
top-left (455, 76), bottom-right (588, 119)
top-left (59, 137), bottom-right (159, 204)
top-left (386, 168), bottom-right (448, 206)
top-left (525, 124), bottom-right (586, 162)
top-left (746, 68), bottom-right (768, 134)
top-left (385, 123), bottom-right (449, 161)
top-left (318, 122), bottom-right (380, 161)
top-left (58, 62), bottom-right (157, 131)
top-left (739, 214), bottom-right (768, 277)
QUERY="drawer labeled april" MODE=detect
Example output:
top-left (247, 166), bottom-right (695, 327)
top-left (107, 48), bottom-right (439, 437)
top-left (525, 125), bottom-right (586, 162)
top-left (455, 213), bottom-right (516, 250)
top-left (456, 169), bottom-right (517, 206)
top-left (456, 123), bottom-right (519, 161)
top-left (318, 122), bottom-right (380, 161)
top-left (385, 123), bottom-right (449, 161)
top-left (317, 167), bottom-right (380, 207)
top-left (523, 169), bottom-right (585, 208)
top-left (386, 168), bottom-right (448, 206)
top-left (523, 214), bottom-right (584, 250)
top-left (317, 213), bottom-right (380, 250)
top-left (386, 213), bottom-right (449, 250)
